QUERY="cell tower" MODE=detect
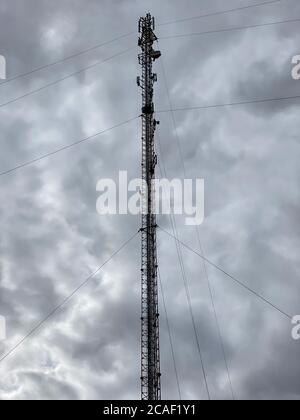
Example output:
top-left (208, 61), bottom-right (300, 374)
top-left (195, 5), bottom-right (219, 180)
top-left (137, 13), bottom-right (162, 400)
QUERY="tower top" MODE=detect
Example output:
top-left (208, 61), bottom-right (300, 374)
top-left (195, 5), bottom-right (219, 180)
top-left (138, 13), bottom-right (161, 61)
top-left (138, 13), bottom-right (156, 33)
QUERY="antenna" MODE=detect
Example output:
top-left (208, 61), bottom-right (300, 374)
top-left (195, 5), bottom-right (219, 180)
top-left (138, 13), bottom-right (161, 401)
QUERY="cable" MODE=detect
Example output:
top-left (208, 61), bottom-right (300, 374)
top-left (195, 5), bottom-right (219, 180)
top-left (158, 49), bottom-right (187, 179)
top-left (158, 52), bottom-right (235, 400)
top-left (158, 267), bottom-right (182, 400)
top-left (0, 47), bottom-right (135, 111)
top-left (156, 132), bottom-right (211, 401)
top-left (195, 229), bottom-right (236, 401)
top-left (0, 230), bottom-right (139, 364)
top-left (158, 94), bottom-right (300, 113)
top-left (0, 116), bottom-right (138, 177)
top-left (158, 0), bottom-right (284, 26)
top-left (159, 226), bottom-right (292, 320)
top-left (0, 1), bottom-right (282, 88)
top-left (157, 145), bottom-right (210, 401)
top-left (0, 31), bottom-right (135, 88)
top-left (160, 16), bottom-right (300, 41)
top-left (197, 235), bottom-right (235, 400)
top-left (3, 18), bottom-right (295, 111)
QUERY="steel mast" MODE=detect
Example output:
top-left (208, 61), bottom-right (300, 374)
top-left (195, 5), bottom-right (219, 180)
top-left (137, 13), bottom-right (161, 401)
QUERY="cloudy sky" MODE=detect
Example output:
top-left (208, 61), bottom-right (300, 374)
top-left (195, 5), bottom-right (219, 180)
top-left (0, 0), bottom-right (299, 400)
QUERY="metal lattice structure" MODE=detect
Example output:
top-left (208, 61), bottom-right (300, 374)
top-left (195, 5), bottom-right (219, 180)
top-left (137, 13), bottom-right (162, 401)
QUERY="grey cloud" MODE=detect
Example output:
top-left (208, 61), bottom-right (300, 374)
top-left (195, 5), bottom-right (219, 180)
top-left (0, 0), bottom-right (299, 400)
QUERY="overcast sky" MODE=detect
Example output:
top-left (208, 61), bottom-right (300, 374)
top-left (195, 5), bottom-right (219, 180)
top-left (0, 0), bottom-right (299, 400)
